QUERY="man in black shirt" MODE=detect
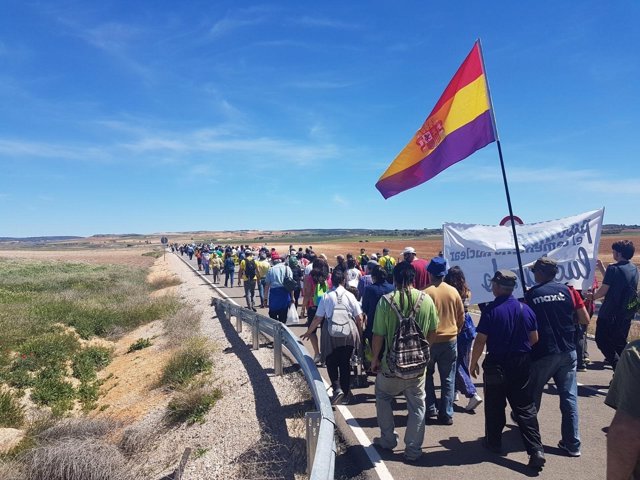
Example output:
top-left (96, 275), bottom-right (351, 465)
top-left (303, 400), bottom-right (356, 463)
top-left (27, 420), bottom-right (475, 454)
top-left (525, 257), bottom-right (590, 458)
top-left (588, 240), bottom-right (639, 369)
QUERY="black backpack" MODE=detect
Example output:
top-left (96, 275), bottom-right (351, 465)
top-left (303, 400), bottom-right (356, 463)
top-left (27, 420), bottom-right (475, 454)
top-left (244, 259), bottom-right (257, 280)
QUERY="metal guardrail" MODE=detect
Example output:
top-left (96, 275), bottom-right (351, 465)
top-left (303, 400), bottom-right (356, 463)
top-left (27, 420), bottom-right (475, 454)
top-left (173, 252), bottom-right (336, 479)
top-left (212, 299), bottom-right (336, 480)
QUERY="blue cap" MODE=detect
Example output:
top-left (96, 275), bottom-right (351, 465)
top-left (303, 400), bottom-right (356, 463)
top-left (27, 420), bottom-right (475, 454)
top-left (427, 256), bottom-right (447, 277)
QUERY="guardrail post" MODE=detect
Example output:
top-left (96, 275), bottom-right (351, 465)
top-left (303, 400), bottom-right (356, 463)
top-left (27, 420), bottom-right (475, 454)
top-left (252, 316), bottom-right (260, 350)
top-left (236, 312), bottom-right (243, 332)
top-left (305, 411), bottom-right (321, 475)
top-left (274, 323), bottom-right (283, 376)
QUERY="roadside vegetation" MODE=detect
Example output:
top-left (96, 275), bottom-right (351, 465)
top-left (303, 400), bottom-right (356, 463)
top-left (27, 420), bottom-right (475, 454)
top-left (0, 256), bottom-right (222, 478)
top-left (0, 258), bottom-right (180, 417)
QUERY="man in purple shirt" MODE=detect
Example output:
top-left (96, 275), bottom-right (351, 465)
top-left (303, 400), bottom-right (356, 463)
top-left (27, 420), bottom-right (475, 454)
top-left (470, 269), bottom-right (546, 470)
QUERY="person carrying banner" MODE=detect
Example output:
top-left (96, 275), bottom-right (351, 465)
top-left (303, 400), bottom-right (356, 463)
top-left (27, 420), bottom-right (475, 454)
top-left (470, 270), bottom-right (546, 470)
top-left (525, 257), bottom-right (590, 458)
top-left (588, 240), bottom-right (638, 370)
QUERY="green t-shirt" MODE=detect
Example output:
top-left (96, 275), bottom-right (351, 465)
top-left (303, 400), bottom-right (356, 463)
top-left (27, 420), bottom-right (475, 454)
top-left (605, 339), bottom-right (640, 418)
top-left (372, 288), bottom-right (439, 370)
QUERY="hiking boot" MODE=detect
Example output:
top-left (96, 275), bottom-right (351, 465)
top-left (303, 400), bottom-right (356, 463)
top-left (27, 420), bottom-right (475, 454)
top-left (528, 450), bottom-right (546, 469)
top-left (558, 440), bottom-right (581, 457)
top-left (464, 394), bottom-right (483, 411)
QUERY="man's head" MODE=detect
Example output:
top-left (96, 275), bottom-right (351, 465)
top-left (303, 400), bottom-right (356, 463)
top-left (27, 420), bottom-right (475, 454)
top-left (530, 256), bottom-right (558, 282)
top-left (370, 265), bottom-right (387, 284)
top-left (402, 247), bottom-right (416, 262)
top-left (612, 240), bottom-right (635, 261)
top-left (427, 256), bottom-right (447, 279)
top-left (331, 268), bottom-right (345, 287)
top-left (366, 260), bottom-right (378, 273)
top-left (245, 249), bottom-right (253, 257)
top-left (360, 248), bottom-right (366, 254)
top-left (259, 251), bottom-right (267, 260)
top-left (383, 247), bottom-right (390, 255)
top-left (336, 254), bottom-right (344, 264)
top-left (490, 269), bottom-right (517, 296)
top-left (393, 261), bottom-right (416, 289)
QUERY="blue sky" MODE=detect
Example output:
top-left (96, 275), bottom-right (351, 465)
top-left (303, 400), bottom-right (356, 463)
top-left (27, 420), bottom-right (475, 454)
top-left (1, 1), bottom-right (638, 237)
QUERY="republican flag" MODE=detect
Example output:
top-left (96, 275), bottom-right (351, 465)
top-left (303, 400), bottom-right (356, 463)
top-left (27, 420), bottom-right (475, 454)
top-left (376, 41), bottom-right (496, 199)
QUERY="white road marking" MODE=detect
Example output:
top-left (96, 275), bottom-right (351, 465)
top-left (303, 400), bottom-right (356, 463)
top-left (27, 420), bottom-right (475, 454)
top-left (323, 378), bottom-right (395, 480)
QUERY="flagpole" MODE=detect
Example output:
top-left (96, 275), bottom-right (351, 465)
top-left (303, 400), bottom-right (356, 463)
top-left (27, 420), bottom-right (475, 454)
top-left (477, 38), bottom-right (528, 293)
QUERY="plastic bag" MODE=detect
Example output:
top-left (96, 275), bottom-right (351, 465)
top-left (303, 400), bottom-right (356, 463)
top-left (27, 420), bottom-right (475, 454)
top-left (286, 303), bottom-right (300, 325)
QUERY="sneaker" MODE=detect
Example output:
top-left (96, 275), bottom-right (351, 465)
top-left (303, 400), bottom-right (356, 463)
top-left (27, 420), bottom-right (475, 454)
top-left (464, 394), bottom-right (483, 411)
top-left (454, 392), bottom-right (460, 402)
top-left (313, 354), bottom-right (322, 365)
top-left (584, 357), bottom-right (591, 365)
top-left (558, 440), bottom-right (581, 457)
top-left (331, 389), bottom-right (344, 405)
top-left (528, 450), bottom-right (546, 469)
top-left (576, 365), bottom-right (587, 372)
top-left (426, 409), bottom-right (439, 419)
top-left (403, 452), bottom-right (421, 463)
top-left (373, 436), bottom-right (397, 451)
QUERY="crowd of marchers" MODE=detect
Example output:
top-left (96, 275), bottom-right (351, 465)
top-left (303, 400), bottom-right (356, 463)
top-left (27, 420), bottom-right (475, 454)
top-left (174, 240), bottom-right (639, 476)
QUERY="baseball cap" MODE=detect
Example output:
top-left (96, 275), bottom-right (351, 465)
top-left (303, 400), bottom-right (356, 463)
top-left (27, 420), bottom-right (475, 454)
top-left (402, 247), bottom-right (416, 255)
top-left (530, 257), bottom-right (558, 274)
top-left (426, 257), bottom-right (447, 277)
top-left (491, 270), bottom-right (517, 287)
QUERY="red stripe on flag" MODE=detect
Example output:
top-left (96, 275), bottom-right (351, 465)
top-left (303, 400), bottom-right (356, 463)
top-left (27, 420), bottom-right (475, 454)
top-left (428, 42), bottom-right (483, 118)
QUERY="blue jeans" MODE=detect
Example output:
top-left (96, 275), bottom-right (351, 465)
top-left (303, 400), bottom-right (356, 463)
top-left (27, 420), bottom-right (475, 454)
top-left (455, 335), bottom-right (477, 397)
top-left (258, 278), bottom-right (266, 306)
top-left (529, 350), bottom-right (580, 452)
top-left (375, 371), bottom-right (426, 459)
top-left (425, 340), bottom-right (457, 420)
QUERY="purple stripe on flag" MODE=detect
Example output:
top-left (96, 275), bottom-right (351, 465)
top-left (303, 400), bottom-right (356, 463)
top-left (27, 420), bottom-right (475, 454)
top-left (376, 110), bottom-right (496, 199)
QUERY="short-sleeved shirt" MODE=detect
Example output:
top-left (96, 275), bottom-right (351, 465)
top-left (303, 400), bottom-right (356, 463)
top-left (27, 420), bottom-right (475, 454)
top-left (265, 263), bottom-right (292, 288)
top-left (525, 281), bottom-right (583, 360)
top-left (411, 258), bottom-right (431, 290)
top-left (239, 258), bottom-right (257, 281)
top-left (316, 285), bottom-right (362, 320)
top-left (605, 339), bottom-right (640, 419)
top-left (600, 261), bottom-right (639, 319)
top-left (373, 288), bottom-right (439, 370)
top-left (477, 295), bottom-right (538, 358)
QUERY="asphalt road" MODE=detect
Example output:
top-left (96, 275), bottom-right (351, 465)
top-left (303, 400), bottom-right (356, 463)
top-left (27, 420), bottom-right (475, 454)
top-left (179, 253), bottom-right (616, 480)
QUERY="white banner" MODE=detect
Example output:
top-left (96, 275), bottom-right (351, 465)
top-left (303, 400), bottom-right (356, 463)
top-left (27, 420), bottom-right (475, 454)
top-left (443, 208), bottom-right (605, 305)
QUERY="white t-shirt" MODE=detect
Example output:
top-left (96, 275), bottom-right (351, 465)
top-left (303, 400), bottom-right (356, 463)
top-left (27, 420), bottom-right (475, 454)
top-left (316, 286), bottom-right (362, 319)
top-left (345, 268), bottom-right (362, 288)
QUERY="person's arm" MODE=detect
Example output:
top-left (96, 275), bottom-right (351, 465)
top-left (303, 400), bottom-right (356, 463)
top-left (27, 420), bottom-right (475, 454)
top-left (301, 316), bottom-right (324, 340)
top-left (470, 333), bottom-right (488, 378)
top-left (528, 330), bottom-right (539, 346)
top-left (607, 410), bottom-right (640, 480)
top-left (370, 334), bottom-right (385, 373)
top-left (596, 259), bottom-right (607, 277)
top-left (575, 306), bottom-right (590, 325)
top-left (591, 283), bottom-right (610, 301)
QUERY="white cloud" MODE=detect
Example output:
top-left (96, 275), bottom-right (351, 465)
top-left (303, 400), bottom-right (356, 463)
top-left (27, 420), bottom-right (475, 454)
top-left (333, 194), bottom-right (348, 206)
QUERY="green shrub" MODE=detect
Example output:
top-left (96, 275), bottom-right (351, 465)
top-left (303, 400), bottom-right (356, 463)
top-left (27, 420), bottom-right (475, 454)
top-left (167, 387), bottom-right (222, 424)
top-left (0, 390), bottom-right (25, 428)
top-left (127, 338), bottom-right (152, 353)
top-left (148, 275), bottom-right (181, 290)
top-left (19, 331), bottom-right (80, 371)
top-left (72, 346), bottom-right (112, 381)
top-left (160, 338), bottom-right (212, 387)
top-left (77, 380), bottom-right (102, 412)
top-left (142, 250), bottom-right (164, 258)
top-left (31, 370), bottom-right (76, 416)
